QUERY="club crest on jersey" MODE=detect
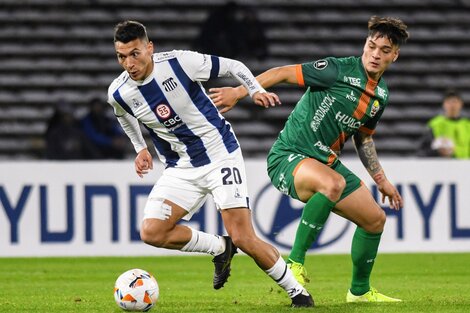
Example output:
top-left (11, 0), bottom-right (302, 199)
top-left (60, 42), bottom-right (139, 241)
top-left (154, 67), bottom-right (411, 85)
top-left (313, 59), bottom-right (328, 70)
top-left (370, 100), bottom-right (380, 117)
top-left (162, 77), bottom-right (178, 92)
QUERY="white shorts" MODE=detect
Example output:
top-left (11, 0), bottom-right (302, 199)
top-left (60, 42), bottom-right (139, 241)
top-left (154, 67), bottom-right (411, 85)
top-left (143, 149), bottom-right (250, 221)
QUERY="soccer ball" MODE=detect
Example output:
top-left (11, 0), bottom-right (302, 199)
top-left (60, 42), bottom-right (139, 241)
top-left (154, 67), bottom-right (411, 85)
top-left (114, 268), bottom-right (159, 312)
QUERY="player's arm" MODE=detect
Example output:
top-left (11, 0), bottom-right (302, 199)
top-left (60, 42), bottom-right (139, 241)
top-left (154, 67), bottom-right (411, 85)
top-left (210, 65), bottom-right (298, 113)
top-left (353, 132), bottom-right (403, 210)
top-left (216, 57), bottom-right (283, 110)
top-left (115, 112), bottom-right (153, 178)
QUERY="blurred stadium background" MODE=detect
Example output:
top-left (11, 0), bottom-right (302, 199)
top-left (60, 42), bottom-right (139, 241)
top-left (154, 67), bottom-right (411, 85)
top-left (1, 0), bottom-right (470, 160)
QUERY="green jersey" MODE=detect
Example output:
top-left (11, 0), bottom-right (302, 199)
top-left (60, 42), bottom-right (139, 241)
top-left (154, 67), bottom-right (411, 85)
top-left (428, 115), bottom-right (470, 159)
top-left (271, 56), bottom-right (389, 165)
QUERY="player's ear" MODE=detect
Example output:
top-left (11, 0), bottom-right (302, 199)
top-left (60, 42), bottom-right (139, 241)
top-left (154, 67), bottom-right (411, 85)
top-left (147, 41), bottom-right (154, 53)
top-left (392, 49), bottom-right (400, 62)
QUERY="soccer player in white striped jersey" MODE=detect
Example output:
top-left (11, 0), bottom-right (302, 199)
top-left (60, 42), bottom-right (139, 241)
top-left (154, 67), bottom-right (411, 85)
top-left (107, 20), bottom-right (313, 307)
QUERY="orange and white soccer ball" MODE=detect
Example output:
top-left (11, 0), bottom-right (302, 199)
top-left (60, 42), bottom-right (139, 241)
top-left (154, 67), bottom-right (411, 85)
top-left (114, 269), bottom-right (159, 312)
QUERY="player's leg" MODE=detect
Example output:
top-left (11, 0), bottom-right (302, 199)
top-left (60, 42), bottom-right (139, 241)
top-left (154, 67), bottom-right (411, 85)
top-left (285, 158), bottom-right (345, 280)
top-left (140, 199), bottom-right (225, 255)
top-left (334, 185), bottom-right (401, 302)
top-left (210, 150), bottom-right (313, 306)
top-left (140, 199), bottom-right (191, 249)
top-left (140, 171), bottom-right (226, 256)
top-left (221, 208), bottom-right (313, 307)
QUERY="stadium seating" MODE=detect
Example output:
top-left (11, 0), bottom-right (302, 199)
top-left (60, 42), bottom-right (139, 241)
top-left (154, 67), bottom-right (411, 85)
top-left (0, 0), bottom-right (469, 159)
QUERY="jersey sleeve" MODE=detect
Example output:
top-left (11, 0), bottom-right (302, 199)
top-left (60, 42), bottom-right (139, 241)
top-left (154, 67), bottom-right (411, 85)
top-left (174, 50), bottom-right (216, 82)
top-left (176, 50), bottom-right (264, 97)
top-left (107, 82), bottom-right (147, 153)
top-left (359, 107), bottom-right (385, 135)
top-left (107, 76), bottom-right (128, 117)
top-left (217, 56), bottom-right (265, 97)
top-left (300, 57), bottom-right (339, 88)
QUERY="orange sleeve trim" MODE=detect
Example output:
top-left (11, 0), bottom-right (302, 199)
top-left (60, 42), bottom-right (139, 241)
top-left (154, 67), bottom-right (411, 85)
top-left (326, 154), bottom-right (337, 166)
top-left (358, 126), bottom-right (375, 135)
top-left (292, 158), bottom-right (310, 177)
top-left (296, 64), bottom-right (305, 87)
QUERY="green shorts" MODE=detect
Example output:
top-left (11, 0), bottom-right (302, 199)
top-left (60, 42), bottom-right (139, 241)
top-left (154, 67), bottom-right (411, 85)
top-left (267, 150), bottom-right (362, 202)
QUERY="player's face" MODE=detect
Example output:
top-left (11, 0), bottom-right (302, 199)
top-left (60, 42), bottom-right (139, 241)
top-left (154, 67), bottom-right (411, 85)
top-left (115, 38), bottom-right (154, 81)
top-left (361, 35), bottom-right (399, 81)
top-left (443, 97), bottom-right (463, 118)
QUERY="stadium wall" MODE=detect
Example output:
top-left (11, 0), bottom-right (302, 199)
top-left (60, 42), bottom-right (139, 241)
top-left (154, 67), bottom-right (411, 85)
top-left (1, 159), bottom-right (469, 257)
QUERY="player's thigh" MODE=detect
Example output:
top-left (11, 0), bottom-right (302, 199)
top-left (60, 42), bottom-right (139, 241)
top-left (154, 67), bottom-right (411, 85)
top-left (267, 152), bottom-right (343, 203)
top-left (333, 185), bottom-right (385, 232)
top-left (221, 208), bottom-right (257, 240)
top-left (143, 171), bottom-right (207, 229)
top-left (141, 198), bottom-right (189, 240)
top-left (294, 158), bottom-right (345, 202)
top-left (208, 149), bottom-right (250, 210)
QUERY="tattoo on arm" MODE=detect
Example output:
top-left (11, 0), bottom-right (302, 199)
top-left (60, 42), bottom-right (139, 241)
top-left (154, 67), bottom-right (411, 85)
top-left (355, 136), bottom-right (383, 180)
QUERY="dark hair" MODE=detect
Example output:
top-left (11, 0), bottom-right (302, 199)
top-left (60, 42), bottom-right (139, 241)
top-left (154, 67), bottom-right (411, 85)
top-left (443, 89), bottom-right (462, 102)
top-left (368, 16), bottom-right (409, 47)
top-left (114, 20), bottom-right (149, 43)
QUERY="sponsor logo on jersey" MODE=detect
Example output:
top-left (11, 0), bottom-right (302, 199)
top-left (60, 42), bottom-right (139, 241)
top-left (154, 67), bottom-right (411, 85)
top-left (155, 104), bottom-right (171, 119)
top-left (287, 153), bottom-right (306, 163)
top-left (377, 86), bottom-right (387, 99)
top-left (252, 183), bottom-right (350, 250)
top-left (310, 94), bottom-right (336, 132)
top-left (313, 59), bottom-right (328, 70)
top-left (162, 77), bottom-right (178, 92)
top-left (314, 140), bottom-right (335, 154)
top-left (132, 98), bottom-right (143, 108)
top-left (335, 111), bottom-right (363, 130)
top-left (345, 90), bottom-right (357, 102)
top-left (343, 76), bottom-right (361, 87)
top-left (370, 100), bottom-right (380, 117)
top-left (154, 51), bottom-right (175, 62)
top-left (155, 103), bottom-right (183, 129)
top-left (277, 172), bottom-right (289, 195)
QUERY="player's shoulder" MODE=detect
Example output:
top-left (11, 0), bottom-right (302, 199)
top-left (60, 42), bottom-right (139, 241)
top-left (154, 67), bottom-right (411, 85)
top-left (334, 56), bottom-right (361, 70)
top-left (153, 50), bottom-right (201, 63)
top-left (108, 71), bottom-right (129, 95)
top-left (429, 114), bottom-right (447, 125)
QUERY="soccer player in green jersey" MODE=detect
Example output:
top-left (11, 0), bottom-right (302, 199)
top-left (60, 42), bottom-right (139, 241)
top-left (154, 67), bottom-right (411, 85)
top-left (210, 16), bottom-right (409, 303)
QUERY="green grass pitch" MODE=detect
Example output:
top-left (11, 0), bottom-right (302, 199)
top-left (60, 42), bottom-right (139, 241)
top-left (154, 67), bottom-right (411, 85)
top-left (1, 253), bottom-right (469, 312)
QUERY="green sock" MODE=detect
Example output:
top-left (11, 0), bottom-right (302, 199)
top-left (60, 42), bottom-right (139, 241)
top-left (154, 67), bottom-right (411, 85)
top-left (350, 227), bottom-right (382, 296)
top-left (288, 192), bottom-right (335, 264)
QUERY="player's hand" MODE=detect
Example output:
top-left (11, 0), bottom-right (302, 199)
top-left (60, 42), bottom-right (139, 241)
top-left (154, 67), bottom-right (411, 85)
top-left (377, 179), bottom-right (403, 210)
top-left (209, 87), bottom-right (241, 113)
top-left (252, 91), bottom-right (281, 109)
top-left (135, 148), bottom-right (153, 178)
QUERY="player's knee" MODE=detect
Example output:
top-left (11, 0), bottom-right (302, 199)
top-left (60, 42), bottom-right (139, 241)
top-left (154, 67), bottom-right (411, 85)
top-left (321, 174), bottom-right (346, 201)
top-left (140, 222), bottom-right (168, 247)
top-left (230, 234), bottom-right (256, 254)
top-left (363, 210), bottom-right (386, 233)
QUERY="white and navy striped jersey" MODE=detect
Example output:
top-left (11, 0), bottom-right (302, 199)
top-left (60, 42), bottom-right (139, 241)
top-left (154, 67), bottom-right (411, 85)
top-left (107, 50), bottom-right (264, 168)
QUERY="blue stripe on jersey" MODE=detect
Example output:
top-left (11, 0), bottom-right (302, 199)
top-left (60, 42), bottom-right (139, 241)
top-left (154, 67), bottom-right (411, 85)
top-left (142, 124), bottom-right (179, 168)
top-left (112, 89), bottom-right (133, 116)
top-left (209, 56), bottom-right (220, 79)
top-left (168, 58), bottom-right (239, 154)
top-left (138, 79), bottom-right (211, 167)
top-left (113, 86), bottom-right (180, 166)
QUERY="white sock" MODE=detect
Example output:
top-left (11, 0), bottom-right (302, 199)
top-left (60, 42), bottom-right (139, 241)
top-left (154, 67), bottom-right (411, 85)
top-left (181, 228), bottom-right (225, 256)
top-left (265, 256), bottom-right (306, 298)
